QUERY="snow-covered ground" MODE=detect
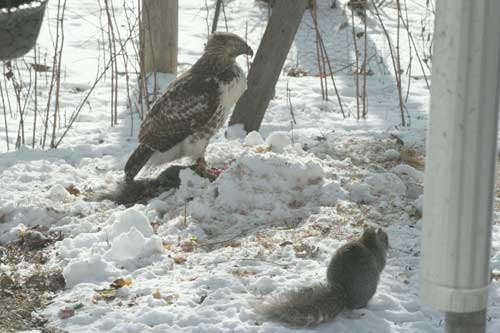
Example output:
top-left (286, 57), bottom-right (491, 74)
top-left (1, 0), bottom-right (500, 332)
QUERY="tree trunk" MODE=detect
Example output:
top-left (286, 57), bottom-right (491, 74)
top-left (141, 0), bottom-right (178, 74)
top-left (229, 0), bottom-right (308, 133)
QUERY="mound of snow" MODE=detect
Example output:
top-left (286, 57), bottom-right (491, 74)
top-left (109, 208), bottom-right (153, 239)
top-left (384, 149), bottom-right (400, 160)
top-left (244, 131), bottom-right (265, 146)
top-left (0, 223), bottom-right (27, 244)
top-left (249, 276), bottom-right (277, 295)
top-left (391, 164), bottom-right (424, 183)
top-left (351, 183), bottom-right (376, 204)
top-left (104, 227), bottom-right (163, 263)
top-left (47, 184), bottom-right (70, 202)
top-left (63, 255), bottom-right (119, 288)
top-left (365, 173), bottom-right (407, 196)
top-left (266, 132), bottom-right (291, 153)
top-left (320, 181), bottom-right (348, 206)
top-left (176, 151), bottom-right (326, 235)
top-left (415, 194), bottom-right (424, 215)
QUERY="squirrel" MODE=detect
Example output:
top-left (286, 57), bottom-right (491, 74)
top-left (256, 227), bottom-right (388, 327)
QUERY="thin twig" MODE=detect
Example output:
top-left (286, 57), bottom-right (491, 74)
top-left (401, 0), bottom-right (430, 90)
top-left (310, 7), bottom-right (346, 118)
top-left (371, 0), bottom-right (406, 126)
top-left (221, 0), bottom-right (229, 32)
top-left (32, 48), bottom-right (38, 148)
top-left (51, 0), bottom-right (67, 148)
top-left (0, 80), bottom-right (9, 151)
top-left (42, 0), bottom-right (63, 148)
top-left (362, 11), bottom-right (368, 118)
top-left (104, 0), bottom-right (120, 126)
top-left (54, 60), bottom-right (114, 148)
top-left (311, 3), bottom-right (325, 100)
top-left (350, 8), bottom-right (360, 119)
top-left (211, 0), bottom-right (223, 33)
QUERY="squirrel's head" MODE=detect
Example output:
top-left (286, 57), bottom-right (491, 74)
top-left (361, 227), bottom-right (389, 255)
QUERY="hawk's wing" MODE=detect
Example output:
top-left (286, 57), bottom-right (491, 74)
top-left (139, 71), bottom-right (220, 152)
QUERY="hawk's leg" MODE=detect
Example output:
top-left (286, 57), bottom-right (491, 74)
top-left (195, 157), bottom-right (207, 172)
top-left (194, 157), bottom-right (218, 181)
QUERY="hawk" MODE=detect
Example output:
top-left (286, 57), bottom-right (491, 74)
top-left (125, 32), bottom-right (253, 181)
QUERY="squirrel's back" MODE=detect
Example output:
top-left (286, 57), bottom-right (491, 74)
top-left (327, 228), bottom-right (387, 309)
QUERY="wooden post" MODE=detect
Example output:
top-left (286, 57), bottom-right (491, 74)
top-left (229, 0), bottom-right (308, 133)
top-left (141, 0), bottom-right (178, 74)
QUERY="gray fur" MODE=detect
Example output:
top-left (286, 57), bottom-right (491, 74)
top-left (257, 227), bottom-right (388, 327)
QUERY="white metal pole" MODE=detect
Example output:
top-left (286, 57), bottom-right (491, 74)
top-left (420, 0), bottom-right (500, 331)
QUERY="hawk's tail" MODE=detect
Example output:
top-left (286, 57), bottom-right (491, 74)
top-left (124, 144), bottom-right (154, 182)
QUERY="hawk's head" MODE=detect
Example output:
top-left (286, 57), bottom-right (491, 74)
top-left (205, 32), bottom-right (254, 60)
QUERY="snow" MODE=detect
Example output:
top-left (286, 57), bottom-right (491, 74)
top-left (0, 0), bottom-right (499, 332)
top-left (365, 173), bottom-right (407, 197)
top-left (350, 183), bottom-right (376, 204)
top-left (244, 131), bottom-right (265, 146)
top-left (63, 255), bottom-right (120, 288)
top-left (384, 149), bottom-right (400, 161)
top-left (108, 208), bottom-right (154, 239)
top-left (391, 164), bottom-right (424, 183)
top-left (104, 227), bottom-right (163, 263)
top-left (265, 132), bottom-right (292, 153)
top-left (249, 276), bottom-right (277, 295)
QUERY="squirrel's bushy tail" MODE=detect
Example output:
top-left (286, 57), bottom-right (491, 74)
top-left (256, 283), bottom-right (346, 327)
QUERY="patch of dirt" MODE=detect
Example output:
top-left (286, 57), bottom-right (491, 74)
top-left (0, 227), bottom-right (66, 333)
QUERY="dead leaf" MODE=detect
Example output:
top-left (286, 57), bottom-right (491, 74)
top-left (95, 278), bottom-right (132, 300)
top-left (174, 256), bottom-right (187, 264)
top-left (231, 268), bottom-right (257, 277)
top-left (153, 289), bottom-right (162, 299)
top-left (255, 146), bottom-right (272, 154)
top-left (66, 184), bottom-right (81, 196)
top-left (152, 289), bottom-right (178, 304)
top-left (224, 240), bottom-right (241, 248)
top-left (110, 278), bottom-right (132, 288)
top-left (95, 287), bottom-right (118, 300)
